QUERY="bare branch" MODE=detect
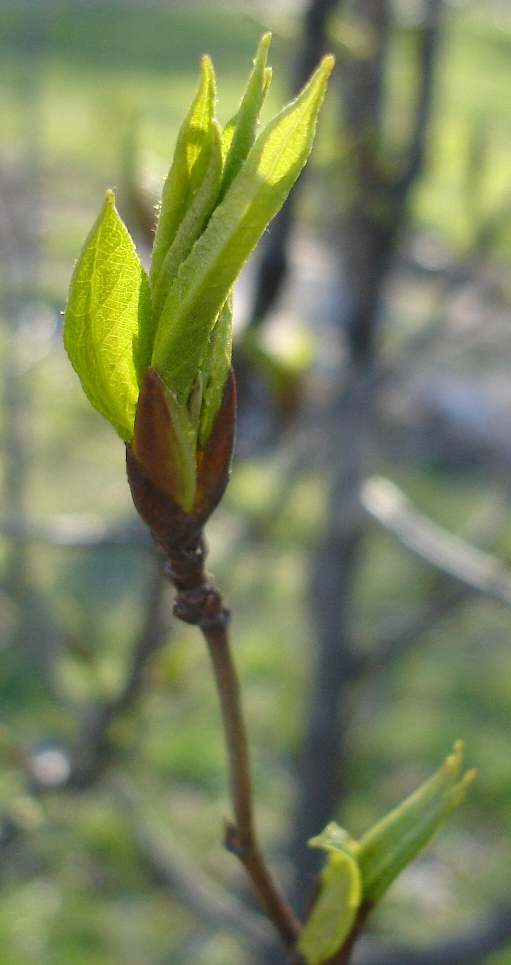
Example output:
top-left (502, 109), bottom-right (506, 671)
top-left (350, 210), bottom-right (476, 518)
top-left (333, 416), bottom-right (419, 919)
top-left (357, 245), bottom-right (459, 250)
top-left (362, 476), bottom-right (511, 606)
top-left (162, 536), bottom-right (302, 955)
top-left (395, 0), bottom-right (442, 199)
top-left (202, 612), bottom-right (301, 952)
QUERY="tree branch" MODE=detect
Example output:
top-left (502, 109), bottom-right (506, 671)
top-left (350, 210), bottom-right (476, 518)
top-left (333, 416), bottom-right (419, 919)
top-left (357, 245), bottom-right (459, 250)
top-left (163, 540), bottom-right (302, 955)
top-left (204, 615), bottom-right (303, 953)
top-left (394, 0), bottom-right (442, 200)
top-left (361, 476), bottom-right (511, 606)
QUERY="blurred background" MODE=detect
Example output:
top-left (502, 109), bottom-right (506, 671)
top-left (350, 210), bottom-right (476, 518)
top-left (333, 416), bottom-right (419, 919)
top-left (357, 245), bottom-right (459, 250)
top-left (1, 0), bottom-right (511, 963)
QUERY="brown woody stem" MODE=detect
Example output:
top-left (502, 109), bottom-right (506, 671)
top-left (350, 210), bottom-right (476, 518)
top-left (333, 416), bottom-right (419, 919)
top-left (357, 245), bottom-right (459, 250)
top-left (164, 540), bottom-right (302, 954)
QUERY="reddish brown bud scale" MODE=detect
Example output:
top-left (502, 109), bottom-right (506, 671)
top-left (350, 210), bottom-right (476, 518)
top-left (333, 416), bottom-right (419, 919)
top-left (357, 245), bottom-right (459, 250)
top-left (126, 368), bottom-right (236, 554)
top-left (126, 444), bottom-right (198, 552)
top-left (194, 367), bottom-right (236, 517)
top-left (133, 368), bottom-right (181, 499)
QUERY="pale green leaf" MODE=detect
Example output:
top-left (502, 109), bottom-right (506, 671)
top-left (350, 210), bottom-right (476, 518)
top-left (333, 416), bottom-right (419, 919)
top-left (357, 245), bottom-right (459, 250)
top-left (307, 822), bottom-right (357, 859)
top-left (262, 67), bottom-right (272, 99)
top-left (298, 823), bottom-right (361, 965)
top-left (162, 384), bottom-right (198, 511)
top-left (219, 32), bottom-right (272, 200)
top-left (199, 293), bottom-right (233, 447)
top-left (221, 115), bottom-right (237, 164)
top-left (188, 373), bottom-right (203, 439)
top-left (64, 190), bottom-right (152, 443)
top-left (149, 55), bottom-right (217, 291)
top-left (152, 54), bottom-right (334, 405)
top-left (152, 120), bottom-right (222, 320)
top-left (356, 742), bottom-right (476, 902)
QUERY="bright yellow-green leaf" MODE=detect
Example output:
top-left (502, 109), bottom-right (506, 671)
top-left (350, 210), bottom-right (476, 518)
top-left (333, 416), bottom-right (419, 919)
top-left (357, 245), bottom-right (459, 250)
top-left (355, 742), bottom-right (476, 902)
top-left (151, 54), bottom-right (334, 407)
top-left (298, 823), bottom-right (362, 965)
top-left (219, 32), bottom-right (272, 200)
top-left (221, 115), bottom-right (237, 164)
top-left (152, 119), bottom-right (222, 320)
top-left (162, 384), bottom-right (198, 510)
top-left (64, 190), bottom-right (152, 443)
top-left (199, 293), bottom-right (232, 448)
top-left (64, 40), bottom-right (334, 462)
top-left (149, 55), bottom-right (218, 292)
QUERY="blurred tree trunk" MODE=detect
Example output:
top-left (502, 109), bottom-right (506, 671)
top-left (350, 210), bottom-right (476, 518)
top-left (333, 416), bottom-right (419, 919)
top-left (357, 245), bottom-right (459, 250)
top-left (291, 0), bottom-right (442, 909)
top-left (246, 0), bottom-right (443, 918)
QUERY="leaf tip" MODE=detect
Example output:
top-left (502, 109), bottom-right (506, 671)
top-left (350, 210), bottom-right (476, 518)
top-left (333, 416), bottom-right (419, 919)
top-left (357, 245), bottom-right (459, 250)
top-left (105, 188), bottom-right (116, 206)
top-left (321, 53), bottom-right (336, 77)
top-left (462, 768), bottom-right (478, 789)
top-left (442, 740), bottom-right (465, 781)
top-left (200, 53), bottom-right (216, 88)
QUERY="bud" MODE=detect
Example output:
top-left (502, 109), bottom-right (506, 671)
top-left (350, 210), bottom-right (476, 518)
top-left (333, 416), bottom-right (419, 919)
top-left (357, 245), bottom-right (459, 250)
top-left (126, 367), bottom-right (236, 550)
top-left (64, 36), bottom-right (334, 529)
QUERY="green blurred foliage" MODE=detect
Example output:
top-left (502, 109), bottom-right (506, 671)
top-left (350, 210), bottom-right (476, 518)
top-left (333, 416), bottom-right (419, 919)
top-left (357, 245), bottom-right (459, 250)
top-left (0, 1), bottom-right (510, 963)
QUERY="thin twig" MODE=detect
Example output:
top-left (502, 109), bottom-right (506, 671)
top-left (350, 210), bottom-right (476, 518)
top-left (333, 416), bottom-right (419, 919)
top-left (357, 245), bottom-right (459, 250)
top-left (202, 616), bottom-right (301, 951)
top-left (163, 542), bottom-right (302, 954)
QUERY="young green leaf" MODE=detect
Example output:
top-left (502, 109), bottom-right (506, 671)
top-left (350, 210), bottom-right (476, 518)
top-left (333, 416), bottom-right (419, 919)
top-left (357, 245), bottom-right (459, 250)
top-left (152, 119), bottom-right (222, 320)
top-left (64, 190), bottom-right (152, 443)
top-left (356, 742), bottom-right (476, 903)
top-left (221, 115), bottom-right (237, 164)
top-left (151, 54), bottom-right (334, 407)
top-left (149, 55), bottom-right (218, 292)
top-left (298, 823), bottom-right (362, 965)
top-left (219, 32), bottom-right (272, 200)
top-left (160, 385), bottom-right (198, 510)
top-left (199, 293), bottom-right (233, 448)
